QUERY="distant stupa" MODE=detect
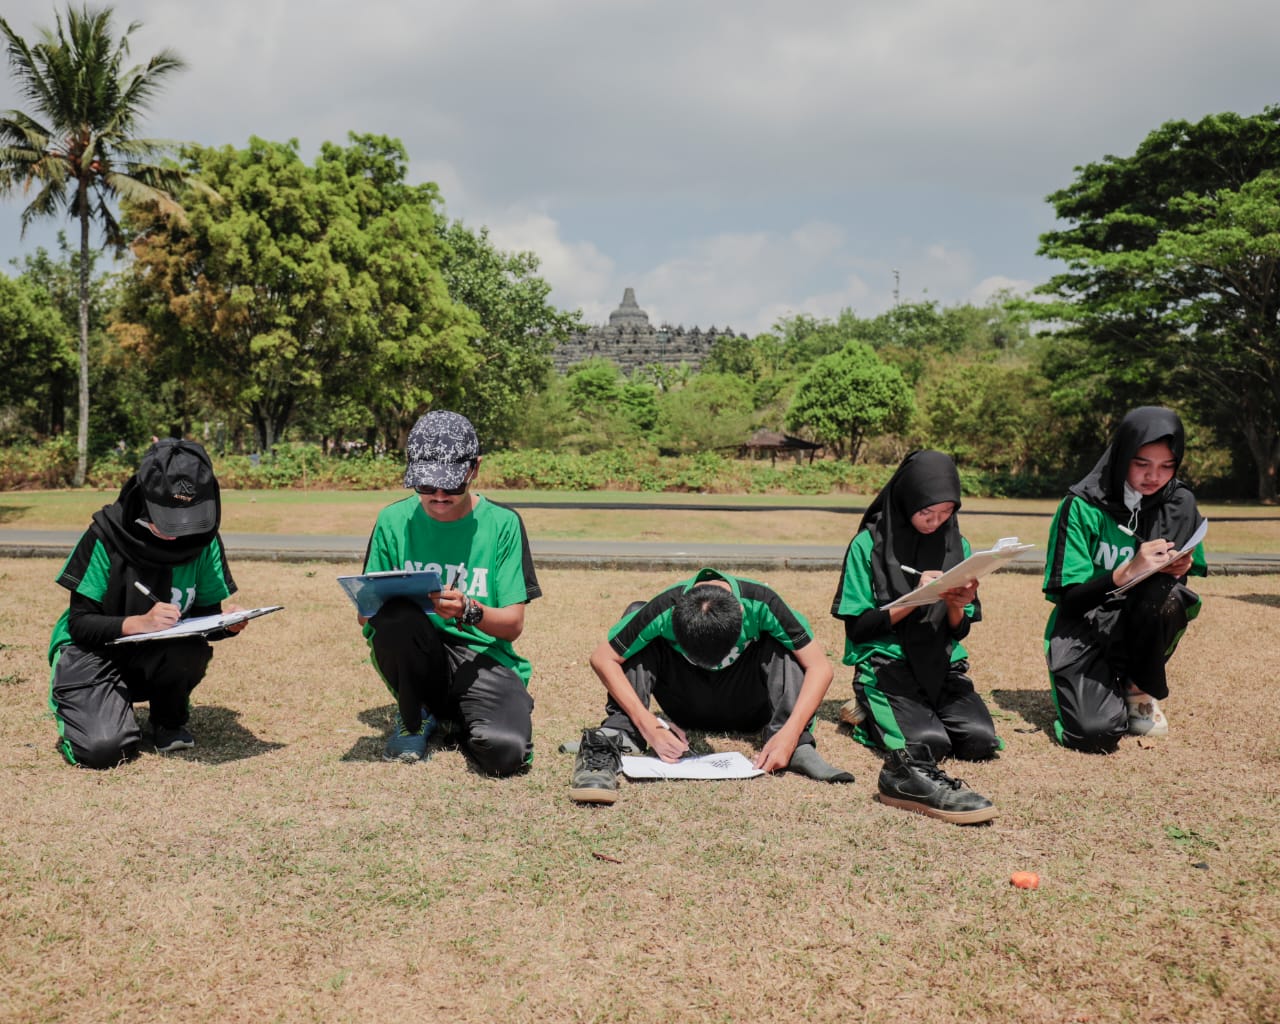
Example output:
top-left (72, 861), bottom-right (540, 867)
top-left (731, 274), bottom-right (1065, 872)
top-left (552, 288), bottom-right (739, 374)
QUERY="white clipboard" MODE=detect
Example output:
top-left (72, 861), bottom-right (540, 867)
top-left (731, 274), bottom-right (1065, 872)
top-left (879, 537), bottom-right (1036, 610)
top-left (1107, 519), bottom-right (1208, 596)
top-left (109, 605), bottom-right (283, 644)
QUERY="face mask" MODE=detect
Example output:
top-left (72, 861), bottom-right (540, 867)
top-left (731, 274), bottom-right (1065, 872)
top-left (1122, 482), bottom-right (1143, 532)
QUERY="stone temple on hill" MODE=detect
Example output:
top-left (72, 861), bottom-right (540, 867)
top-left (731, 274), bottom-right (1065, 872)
top-left (552, 288), bottom-right (742, 374)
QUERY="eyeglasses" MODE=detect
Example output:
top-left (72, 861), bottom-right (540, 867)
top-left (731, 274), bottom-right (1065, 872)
top-left (416, 481), bottom-right (469, 496)
top-left (415, 462), bottom-right (475, 496)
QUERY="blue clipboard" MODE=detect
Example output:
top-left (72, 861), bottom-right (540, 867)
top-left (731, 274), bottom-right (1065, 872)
top-left (336, 570), bottom-right (444, 618)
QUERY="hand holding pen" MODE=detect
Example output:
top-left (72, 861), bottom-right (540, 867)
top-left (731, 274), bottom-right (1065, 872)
top-left (124, 580), bottom-right (182, 635)
top-left (648, 714), bottom-right (690, 763)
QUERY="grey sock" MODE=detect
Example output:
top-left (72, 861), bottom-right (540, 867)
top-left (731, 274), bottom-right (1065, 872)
top-left (788, 743), bottom-right (855, 784)
top-left (559, 727), bottom-right (643, 756)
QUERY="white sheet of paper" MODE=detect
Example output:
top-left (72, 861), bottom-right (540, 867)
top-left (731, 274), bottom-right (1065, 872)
top-left (1108, 518), bottom-right (1209, 596)
top-left (879, 537), bottom-right (1036, 610)
top-left (620, 751), bottom-right (765, 780)
top-left (109, 605), bottom-right (283, 644)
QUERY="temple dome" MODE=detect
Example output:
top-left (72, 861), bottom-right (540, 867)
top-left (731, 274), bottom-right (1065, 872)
top-left (608, 287), bottom-right (651, 329)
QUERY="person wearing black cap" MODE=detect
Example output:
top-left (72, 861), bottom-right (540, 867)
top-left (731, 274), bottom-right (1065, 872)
top-left (360, 410), bottom-right (541, 775)
top-left (1043, 407), bottom-right (1206, 752)
top-left (47, 439), bottom-right (248, 767)
top-left (830, 450), bottom-right (998, 825)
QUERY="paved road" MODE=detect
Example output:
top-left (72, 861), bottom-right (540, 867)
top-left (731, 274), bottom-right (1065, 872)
top-left (4, 528), bottom-right (1279, 574)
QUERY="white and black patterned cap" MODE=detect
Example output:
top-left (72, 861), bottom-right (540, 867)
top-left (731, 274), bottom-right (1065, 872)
top-left (403, 411), bottom-right (480, 490)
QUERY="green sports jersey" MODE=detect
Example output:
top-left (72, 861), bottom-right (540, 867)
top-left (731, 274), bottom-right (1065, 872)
top-left (607, 567), bottom-right (814, 669)
top-left (362, 494), bottom-right (540, 683)
top-left (832, 529), bottom-right (975, 667)
top-left (1042, 494), bottom-right (1207, 639)
top-left (47, 533), bottom-right (234, 664)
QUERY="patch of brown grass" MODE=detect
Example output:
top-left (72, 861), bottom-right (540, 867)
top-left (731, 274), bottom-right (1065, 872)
top-left (1, 560), bottom-right (1277, 1024)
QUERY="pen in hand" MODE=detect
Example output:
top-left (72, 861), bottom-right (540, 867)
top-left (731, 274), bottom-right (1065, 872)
top-left (134, 580), bottom-right (162, 603)
top-left (130, 580), bottom-right (180, 633)
top-left (900, 565), bottom-right (921, 577)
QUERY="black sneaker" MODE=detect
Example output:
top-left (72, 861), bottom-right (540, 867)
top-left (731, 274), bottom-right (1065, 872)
top-left (877, 748), bottom-right (996, 825)
top-left (153, 724), bottom-right (195, 753)
top-left (569, 728), bottom-right (623, 804)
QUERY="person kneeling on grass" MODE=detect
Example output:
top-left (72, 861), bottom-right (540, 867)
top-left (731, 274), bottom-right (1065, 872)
top-left (830, 449), bottom-right (998, 825)
top-left (359, 411), bottom-right (540, 776)
top-left (1043, 406), bottom-right (1206, 752)
top-left (569, 568), bottom-right (853, 805)
top-left (47, 439), bottom-right (250, 768)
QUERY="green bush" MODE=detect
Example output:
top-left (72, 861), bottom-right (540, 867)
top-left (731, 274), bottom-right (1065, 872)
top-left (0, 437), bottom-right (78, 489)
top-left (0, 439), bottom-right (1088, 497)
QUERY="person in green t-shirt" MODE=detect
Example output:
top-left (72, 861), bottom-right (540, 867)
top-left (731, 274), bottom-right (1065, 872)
top-left (360, 411), bottom-right (540, 775)
top-left (47, 440), bottom-right (248, 767)
top-left (1043, 407), bottom-right (1206, 751)
top-left (831, 450), bottom-right (999, 761)
top-left (827, 450), bottom-right (998, 826)
top-left (568, 568), bottom-right (853, 805)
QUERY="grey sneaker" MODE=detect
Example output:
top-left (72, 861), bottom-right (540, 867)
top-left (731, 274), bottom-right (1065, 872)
top-left (569, 728), bottom-right (623, 804)
top-left (153, 724), bottom-right (195, 752)
top-left (877, 747), bottom-right (997, 825)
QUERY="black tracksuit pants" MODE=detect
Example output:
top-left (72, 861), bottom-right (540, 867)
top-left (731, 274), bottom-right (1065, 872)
top-left (49, 638), bottom-right (212, 769)
top-left (367, 597), bottom-right (533, 776)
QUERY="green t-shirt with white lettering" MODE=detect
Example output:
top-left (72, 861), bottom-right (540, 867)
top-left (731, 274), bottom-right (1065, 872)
top-left (1042, 494), bottom-right (1207, 641)
top-left (361, 494), bottom-right (540, 683)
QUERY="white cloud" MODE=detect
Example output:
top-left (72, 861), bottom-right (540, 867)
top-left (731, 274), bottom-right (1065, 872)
top-left (3, 0), bottom-right (1278, 317)
top-left (481, 210), bottom-right (616, 320)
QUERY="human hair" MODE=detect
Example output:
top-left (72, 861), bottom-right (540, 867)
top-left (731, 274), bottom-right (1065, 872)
top-left (672, 585), bottom-right (743, 668)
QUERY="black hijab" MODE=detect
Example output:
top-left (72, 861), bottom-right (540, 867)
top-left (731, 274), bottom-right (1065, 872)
top-left (860, 449), bottom-right (967, 695)
top-left (61, 462), bottom-right (231, 621)
top-left (1068, 406), bottom-right (1203, 547)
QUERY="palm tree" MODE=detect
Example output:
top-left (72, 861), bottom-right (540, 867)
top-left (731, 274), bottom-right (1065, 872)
top-left (0, 5), bottom-right (187, 485)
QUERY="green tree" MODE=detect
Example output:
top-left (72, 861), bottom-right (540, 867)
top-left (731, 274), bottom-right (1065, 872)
top-left (917, 360), bottom-right (1056, 475)
top-left (0, 266), bottom-right (72, 437)
top-left (653, 373), bottom-right (755, 454)
top-left (1037, 107), bottom-right (1280, 500)
top-left (117, 134), bottom-right (476, 451)
top-left (0, 5), bottom-right (186, 484)
top-left (18, 238), bottom-right (157, 449)
top-left (436, 221), bottom-right (580, 447)
top-left (785, 342), bottom-right (914, 461)
top-left (547, 359), bottom-right (652, 451)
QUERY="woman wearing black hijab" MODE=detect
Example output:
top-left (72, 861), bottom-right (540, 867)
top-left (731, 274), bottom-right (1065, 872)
top-left (1043, 407), bottom-right (1206, 752)
top-left (831, 451), bottom-right (999, 824)
top-left (46, 439), bottom-right (248, 767)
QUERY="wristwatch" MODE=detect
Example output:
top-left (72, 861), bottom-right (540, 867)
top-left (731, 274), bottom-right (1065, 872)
top-left (461, 598), bottom-right (484, 626)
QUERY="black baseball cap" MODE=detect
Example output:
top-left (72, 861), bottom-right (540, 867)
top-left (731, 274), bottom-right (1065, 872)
top-left (137, 439), bottom-right (220, 537)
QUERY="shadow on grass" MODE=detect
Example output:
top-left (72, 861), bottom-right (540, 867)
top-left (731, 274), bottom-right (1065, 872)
top-left (1225, 593), bottom-right (1280, 609)
top-left (343, 705), bottom-right (398, 762)
top-left (343, 704), bottom-right (536, 778)
top-left (0, 503), bottom-right (29, 524)
top-left (140, 705), bottom-right (285, 764)
top-left (990, 688), bottom-right (1057, 736)
top-left (815, 697), bottom-right (849, 725)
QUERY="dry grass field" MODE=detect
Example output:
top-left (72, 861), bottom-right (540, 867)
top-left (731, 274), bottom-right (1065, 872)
top-left (1, 557), bottom-right (1278, 1024)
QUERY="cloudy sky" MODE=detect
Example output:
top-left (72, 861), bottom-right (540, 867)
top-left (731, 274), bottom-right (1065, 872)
top-left (2, 0), bottom-right (1277, 332)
